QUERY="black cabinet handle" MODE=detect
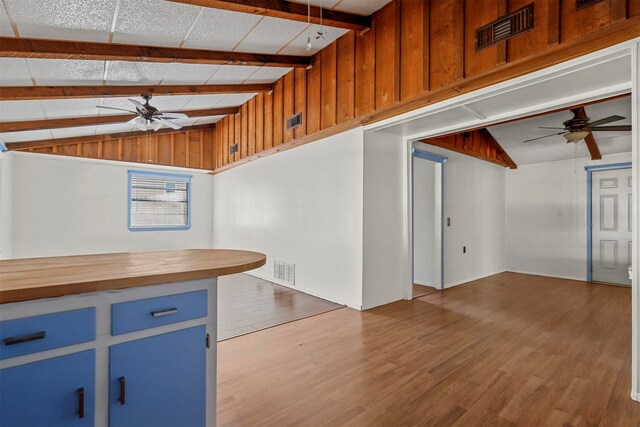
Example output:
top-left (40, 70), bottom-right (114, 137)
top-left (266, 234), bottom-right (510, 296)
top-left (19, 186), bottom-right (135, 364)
top-left (77, 387), bottom-right (85, 419)
top-left (3, 331), bottom-right (46, 346)
top-left (119, 376), bottom-right (126, 405)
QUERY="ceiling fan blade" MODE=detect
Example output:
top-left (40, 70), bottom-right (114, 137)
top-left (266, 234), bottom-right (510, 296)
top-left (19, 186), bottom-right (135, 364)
top-left (537, 126), bottom-right (565, 129)
top-left (587, 115), bottom-right (625, 127)
top-left (157, 112), bottom-right (189, 119)
top-left (589, 125), bottom-right (632, 132)
top-left (126, 117), bottom-right (139, 124)
top-left (96, 105), bottom-right (137, 114)
top-left (523, 132), bottom-right (565, 143)
top-left (154, 118), bottom-right (182, 130)
top-left (128, 98), bottom-right (149, 114)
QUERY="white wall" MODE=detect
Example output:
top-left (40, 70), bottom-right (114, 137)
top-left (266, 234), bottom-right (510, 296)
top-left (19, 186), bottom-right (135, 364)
top-left (362, 130), bottom-right (407, 309)
top-left (0, 152), bottom-right (14, 259)
top-left (506, 151), bottom-right (632, 280)
top-left (413, 157), bottom-right (437, 286)
top-left (211, 127), bottom-right (365, 309)
top-left (9, 152), bottom-right (213, 258)
top-left (414, 142), bottom-right (507, 288)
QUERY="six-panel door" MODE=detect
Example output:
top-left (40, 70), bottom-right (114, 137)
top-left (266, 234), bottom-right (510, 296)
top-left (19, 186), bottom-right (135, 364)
top-left (109, 325), bottom-right (207, 427)
top-left (0, 350), bottom-right (96, 427)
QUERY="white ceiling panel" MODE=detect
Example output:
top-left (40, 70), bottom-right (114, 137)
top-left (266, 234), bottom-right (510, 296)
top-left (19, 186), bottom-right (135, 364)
top-left (98, 95), bottom-right (193, 113)
top-left (160, 63), bottom-right (220, 85)
top-left (112, 0), bottom-right (201, 47)
top-left (245, 66), bottom-right (292, 83)
top-left (0, 129), bottom-right (52, 143)
top-left (278, 24), bottom-right (348, 55)
top-left (180, 94), bottom-right (226, 109)
top-left (0, 100), bottom-right (46, 121)
top-left (7, 0), bottom-right (116, 42)
top-left (235, 17), bottom-right (308, 54)
top-left (332, 0), bottom-right (392, 15)
top-left (208, 65), bottom-right (262, 84)
top-left (105, 61), bottom-right (167, 85)
top-left (51, 125), bottom-right (97, 139)
top-left (488, 97), bottom-right (632, 165)
top-left (0, 58), bottom-right (33, 86)
top-left (182, 8), bottom-right (261, 52)
top-left (0, 3), bottom-right (15, 36)
top-left (28, 59), bottom-right (105, 85)
top-left (94, 123), bottom-right (136, 136)
top-left (195, 116), bottom-right (224, 125)
top-left (40, 98), bottom-right (103, 119)
top-left (215, 93), bottom-right (257, 106)
top-left (172, 117), bottom-right (202, 127)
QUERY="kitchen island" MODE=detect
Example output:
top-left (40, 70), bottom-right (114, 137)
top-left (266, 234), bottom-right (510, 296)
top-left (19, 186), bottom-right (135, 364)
top-left (0, 249), bottom-right (266, 427)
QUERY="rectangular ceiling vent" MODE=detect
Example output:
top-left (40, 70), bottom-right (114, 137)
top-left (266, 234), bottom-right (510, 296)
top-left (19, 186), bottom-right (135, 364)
top-left (286, 112), bottom-right (302, 131)
top-left (475, 3), bottom-right (534, 52)
top-left (576, 0), bottom-right (604, 10)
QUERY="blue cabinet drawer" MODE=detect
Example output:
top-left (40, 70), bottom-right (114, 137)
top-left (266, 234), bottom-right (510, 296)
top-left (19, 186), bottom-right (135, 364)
top-left (111, 290), bottom-right (208, 335)
top-left (0, 308), bottom-right (96, 360)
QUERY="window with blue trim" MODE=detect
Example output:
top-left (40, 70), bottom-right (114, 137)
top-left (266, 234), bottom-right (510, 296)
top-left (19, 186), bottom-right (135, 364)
top-left (128, 170), bottom-right (191, 231)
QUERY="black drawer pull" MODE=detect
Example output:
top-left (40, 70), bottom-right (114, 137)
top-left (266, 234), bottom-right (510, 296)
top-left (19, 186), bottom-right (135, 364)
top-left (119, 376), bottom-right (126, 405)
top-left (77, 387), bottom-right (85, 419)
top-left (151, 308), bottom-right (178, 317)
top-left (3, 331), bottom-right (46, 346)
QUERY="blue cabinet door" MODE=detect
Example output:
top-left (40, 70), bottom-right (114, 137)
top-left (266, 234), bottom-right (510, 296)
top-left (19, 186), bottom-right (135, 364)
top-left (0, 350), bottom-right (96, 427)
top-left (109, 326), bottom-right (206, 427)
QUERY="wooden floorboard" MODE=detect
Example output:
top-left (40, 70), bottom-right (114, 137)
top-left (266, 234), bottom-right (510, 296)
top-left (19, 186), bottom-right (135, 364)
top-left (413, 283), bottom-right (437, 298)
top-left (217, 272), bottom-right (640, 426)
top-left (217, 273), bottom-right (343, 341)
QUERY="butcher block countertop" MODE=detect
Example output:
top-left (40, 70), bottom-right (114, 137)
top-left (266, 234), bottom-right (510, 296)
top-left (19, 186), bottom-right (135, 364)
top-left (0, 249), bottom-right (266, 304)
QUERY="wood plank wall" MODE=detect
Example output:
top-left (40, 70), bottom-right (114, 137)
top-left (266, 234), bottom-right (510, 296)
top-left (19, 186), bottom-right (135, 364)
top-left (213, 0), bottom-right (639, 172)
top-left (23, 127), bottom-right (216, 170)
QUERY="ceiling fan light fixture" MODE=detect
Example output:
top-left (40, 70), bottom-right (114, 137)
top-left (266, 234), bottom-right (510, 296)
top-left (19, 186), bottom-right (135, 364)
top-left (133, 116), bottom-right (148, 131)
top-left (151, 120), bottom-right (162, 131)
top-left (563, 130), bottom-right (590, 143)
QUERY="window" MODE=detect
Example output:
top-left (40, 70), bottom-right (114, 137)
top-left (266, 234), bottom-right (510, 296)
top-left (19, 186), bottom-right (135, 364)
top-left (128, 170), bottom-right (191, 231)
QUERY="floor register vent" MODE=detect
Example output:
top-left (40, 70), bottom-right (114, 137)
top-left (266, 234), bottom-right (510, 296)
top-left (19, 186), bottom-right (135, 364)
top-left (274, 260), bottom-right (295, 286)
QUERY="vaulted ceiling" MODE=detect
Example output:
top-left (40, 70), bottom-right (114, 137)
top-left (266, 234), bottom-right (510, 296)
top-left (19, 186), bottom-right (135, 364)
top-left (0, 0), bottom-right (391, 144)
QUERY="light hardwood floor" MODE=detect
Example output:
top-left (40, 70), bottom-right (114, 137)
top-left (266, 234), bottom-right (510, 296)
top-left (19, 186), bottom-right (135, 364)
top-left (218, 273), bottom-right (343, 341)
top-left (218, 272), bottom-right (640, 426)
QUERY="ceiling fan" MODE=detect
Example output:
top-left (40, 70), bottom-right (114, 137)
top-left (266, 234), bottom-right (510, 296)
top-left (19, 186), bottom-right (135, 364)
top-left (96, 94), bottom-right (188, 131)
top-left (523, 106), bottom-right (631, 143)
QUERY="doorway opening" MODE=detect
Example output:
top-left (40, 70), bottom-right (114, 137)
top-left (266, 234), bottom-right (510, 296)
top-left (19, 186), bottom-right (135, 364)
top-left (411, 148), bottom-right (446, 296)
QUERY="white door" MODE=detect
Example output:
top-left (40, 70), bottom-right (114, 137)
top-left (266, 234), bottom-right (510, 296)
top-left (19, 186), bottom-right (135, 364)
top-left (591, 168), bottom-right (632, 286)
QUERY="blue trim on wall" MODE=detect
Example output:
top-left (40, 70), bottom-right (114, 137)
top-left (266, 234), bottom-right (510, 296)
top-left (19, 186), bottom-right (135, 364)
top-left (585, 162), bottom-right (632, 282)
top-left (127, 170), bottom-right (192, 232)
top-left (412, 149), bottom-right (447, 290)
top-left (412, 148), bottom-right (448, 164)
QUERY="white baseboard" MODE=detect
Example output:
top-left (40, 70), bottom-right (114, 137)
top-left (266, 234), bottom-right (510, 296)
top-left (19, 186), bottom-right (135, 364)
top-left (444, 270), bottom-right (507, 289)
top-left (505, 269), bottom-right (586, 282)
top-left (243, 271), bottom-right (362, 310)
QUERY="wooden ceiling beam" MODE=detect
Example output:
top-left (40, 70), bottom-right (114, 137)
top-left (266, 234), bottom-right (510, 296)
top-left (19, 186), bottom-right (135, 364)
top-left (6, 124), bottom-right (215, 151)
top-left (168, 0), bottom-right (371, 30)
top-left (0, 84), bottom-right (270, 101)
top-left (584, 132), bottom-right (603, 160)
top-left (0, 107), bottom-right (239, 133)
top-left (0, 36), bottom-right (310, 68)
top-left (420, 129), bottom-right (517, 169)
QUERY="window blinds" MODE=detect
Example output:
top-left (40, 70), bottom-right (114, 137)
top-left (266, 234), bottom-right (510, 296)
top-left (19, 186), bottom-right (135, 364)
top-left (128, 172), bottom-right (191, 230)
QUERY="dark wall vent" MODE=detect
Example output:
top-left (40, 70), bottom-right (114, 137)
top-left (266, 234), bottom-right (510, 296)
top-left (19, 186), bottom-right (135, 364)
top-left (229, 143), bottom-right (238, 155)
top-left (576, 0), bottom-right (604, 10)
top-left (475, 3), bottom-right (534, 52)
top-left (286, 112), bottom-right (303, 131)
